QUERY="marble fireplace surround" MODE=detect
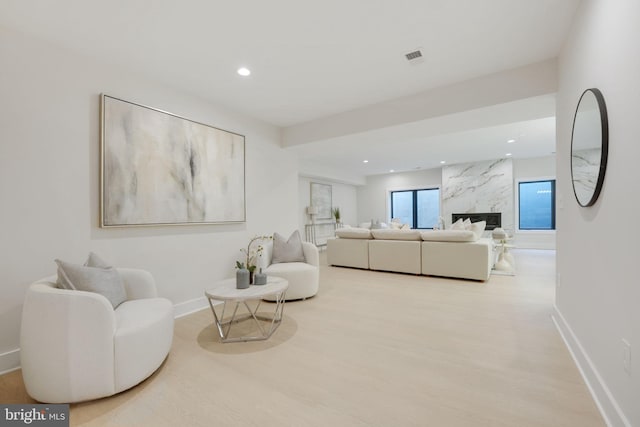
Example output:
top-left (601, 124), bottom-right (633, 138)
top-left (452, 212), bottom-right (501, 230)
top-left (442, 158), bottom-right (514, 234)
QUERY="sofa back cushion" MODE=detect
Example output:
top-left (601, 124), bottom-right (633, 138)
top-left (371, 229), bottom-right (422, 241)
top-left (420, 230), bottom-right (477, 242)
top-left (336, 228), bottom-right (372, 239)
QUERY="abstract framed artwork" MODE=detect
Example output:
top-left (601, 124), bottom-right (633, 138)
top-left (310, 182), bottom-right (332, 220)
top-left (100, 94), bottom-right (245, 227)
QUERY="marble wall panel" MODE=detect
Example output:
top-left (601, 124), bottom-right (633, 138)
top-left (442, 158), bottom-right (514, 233)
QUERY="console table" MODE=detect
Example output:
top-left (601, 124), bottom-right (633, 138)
top-left (305, 222), bottom-right (338, 247)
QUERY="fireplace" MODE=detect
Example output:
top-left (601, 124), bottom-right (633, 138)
top-left (452, 212), bottom-right (501, 230)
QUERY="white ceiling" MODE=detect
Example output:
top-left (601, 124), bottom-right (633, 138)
top-left (0, 0), bottom-right (579, 180)
top-left (291, 95), bottom-right (557, 178)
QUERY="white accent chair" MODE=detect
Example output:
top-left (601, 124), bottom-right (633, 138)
top-left (259, 241), bottom-right (319, 301)
top-left (20, 268), bottom-right (174, 403)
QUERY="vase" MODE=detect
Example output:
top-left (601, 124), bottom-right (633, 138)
top-left (254, 268), bottom-right (267, 285)
top-left (236, 268), bottom-right (250, 289)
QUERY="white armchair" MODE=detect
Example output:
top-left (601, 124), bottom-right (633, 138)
top-left (20, 268), bottom-right (174, 403)
top-left (259, 241), bottom-right (319, 301)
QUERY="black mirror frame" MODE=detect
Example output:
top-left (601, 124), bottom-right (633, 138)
top-left (570, 88), bottom-right (609, 207)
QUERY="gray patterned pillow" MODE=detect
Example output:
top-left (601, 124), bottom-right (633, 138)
top-left (272, 230), bottom-right (306, 264)
top-left (55, 259), bottom-right (127, 309)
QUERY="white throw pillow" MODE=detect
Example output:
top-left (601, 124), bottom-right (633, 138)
top-left (401, 224), bottom-right (411, 230)
top-left (336, 228), bottom-right (372, 239)
top-left (390, 222), bottom-right (402, 230)
top-left (470, 221), bottom-right (486, 240)
top-left (463, 218), bottom-right (472, 230)
top-left (451, 218), bottom-right (465, 230)
top-left (420, 230), bottom-right (477, 242)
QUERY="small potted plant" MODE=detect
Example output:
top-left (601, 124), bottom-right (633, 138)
top-left (332, 207), bottom-right (341, 224)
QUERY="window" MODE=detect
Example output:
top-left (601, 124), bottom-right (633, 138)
top-left (390, 188), bottom-right (440, 229)
top-left (518, 180), bottom-right (556, 230)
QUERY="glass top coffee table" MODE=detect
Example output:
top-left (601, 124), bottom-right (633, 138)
top-left (204, 276), bottom-right (288, 343)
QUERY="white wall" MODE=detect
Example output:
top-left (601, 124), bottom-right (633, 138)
top-left (555, 1), bottom-right (639, 426)
top-left (0, 26), bottom-right (298, 371)
top-left (513, 156), bottom-right (556, 249)
top-left (357, 169), bottom-right (442, 225)
top-left (298, 176), bottom-right (358, 236)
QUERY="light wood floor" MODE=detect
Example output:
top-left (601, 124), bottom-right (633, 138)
top-left (1, 250), bottom-right (604, 426)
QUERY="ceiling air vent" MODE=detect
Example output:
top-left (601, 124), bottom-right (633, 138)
top-left (404, 48), bottom-right (424, 64)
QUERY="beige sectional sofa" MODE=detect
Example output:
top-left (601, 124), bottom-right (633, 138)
top-left (327, 227), bottom-right (493, 281)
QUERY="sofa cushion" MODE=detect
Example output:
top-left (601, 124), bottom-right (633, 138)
top-left (420, 230), bottom-right (477, 242)
top-left (470, 221), bottom-right (486, 240)
top-left (272, 230), bottom-right (305, 263)
top-left (55, 259), bottom-right (127, 308)
top-left (371, 229), bottom-right (422, 241)
top-left (336, 228), bottom-right (372, 239)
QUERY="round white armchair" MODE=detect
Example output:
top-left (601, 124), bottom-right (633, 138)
top-left (20, 268), bottom-right (174, 403)
top-left (258, 241), bottom-right (319, 301)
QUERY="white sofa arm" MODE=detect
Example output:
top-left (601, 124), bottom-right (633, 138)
top-left (21, 281), bottom-right (117, 403)
top-left (302, 242), bottom-right (319, 267)
top-left (118, 268), bottom-right (158, 300)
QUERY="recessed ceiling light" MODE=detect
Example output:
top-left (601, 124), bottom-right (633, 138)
top-left (506, 153), bottom-right (512, 157)
top-left (389, 169), bottom-right (395, 173)
top-left (237, 67), bottom-right (251, 77)
top-left (440, 160), bottom-right (446, 164)
top-left (507, 139), bottom-right (515, 143)
top-left (363, 160), bottom-right (369, 163)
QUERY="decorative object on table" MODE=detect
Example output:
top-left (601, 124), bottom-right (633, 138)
top-left (570, 88), bottom-right (608, 207)
top-left (235, 265), bottom-right (250, 289)
top-left (237, 235), bottom-right (272, 284)
top-left (100, 94), bottom-right (245, 227)
top-left (332, 207), bottom-right (341, 224)
top-left (310, 182), bottom-right (332, 219)
top-left (492, 227), bottom-right (507, 240)
top-left (254, 268), bottom-right (267, 285)
top-left (491, 228), bottom-right (515, 274)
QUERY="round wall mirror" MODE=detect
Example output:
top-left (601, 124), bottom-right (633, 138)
top-left (570, 88), bottom-right (609, 207)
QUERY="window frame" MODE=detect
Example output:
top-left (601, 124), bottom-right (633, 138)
top-left (390, 187), bottom-right (440, 229)
top-left (517, 178), bottom-right (556, 232)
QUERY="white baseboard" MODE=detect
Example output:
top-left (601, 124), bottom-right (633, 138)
top-left (0, 349), bottom-right (21, 376)
top-left (0, 298), bottom-right (211, 375)
top-left (552, 306), bottom-right (631, 427)
top-left (173, 296), bottom-right (210, 319)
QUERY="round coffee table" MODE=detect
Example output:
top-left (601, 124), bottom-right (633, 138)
top-left (204, 276), bottom-right (288, 343)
